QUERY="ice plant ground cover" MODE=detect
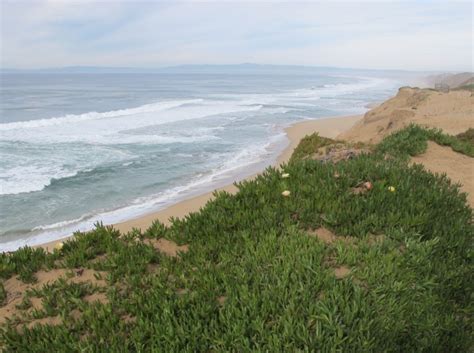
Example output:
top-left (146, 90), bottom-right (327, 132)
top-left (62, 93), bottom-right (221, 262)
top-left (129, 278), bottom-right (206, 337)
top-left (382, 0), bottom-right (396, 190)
top-left (0, 125), bottom-right (473, 352)
top-left (375, 124), bottom-right (474, 159)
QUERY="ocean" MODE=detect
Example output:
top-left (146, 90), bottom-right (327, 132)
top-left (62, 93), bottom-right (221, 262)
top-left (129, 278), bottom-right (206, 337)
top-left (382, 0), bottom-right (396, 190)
top-left (0, 70), bottom-right (405, 251)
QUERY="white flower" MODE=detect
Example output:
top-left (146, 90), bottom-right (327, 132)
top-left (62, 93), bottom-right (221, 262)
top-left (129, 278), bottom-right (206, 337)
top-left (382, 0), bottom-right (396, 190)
top-left (281, 190), bottom-right (291, 197)
top-left (363, 181), bottom-right (373, 190)
top-left (281, 173), bottom-right (290, 178)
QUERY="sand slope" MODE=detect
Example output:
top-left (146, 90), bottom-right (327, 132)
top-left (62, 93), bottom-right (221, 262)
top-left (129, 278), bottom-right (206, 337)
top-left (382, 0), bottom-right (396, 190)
top-left (411, 141), bottom-right (474, 207)
top-left (277, 115), bottom-right (361, 164)
top-left (340, 87), bottom-right (473, 207)
top-left (339, 87), bottom-right (474, 143)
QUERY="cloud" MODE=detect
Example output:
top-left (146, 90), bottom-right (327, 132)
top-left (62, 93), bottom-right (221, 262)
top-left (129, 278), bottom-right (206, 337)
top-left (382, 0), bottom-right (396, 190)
top-left (1, 0), bottom-right (472, 71)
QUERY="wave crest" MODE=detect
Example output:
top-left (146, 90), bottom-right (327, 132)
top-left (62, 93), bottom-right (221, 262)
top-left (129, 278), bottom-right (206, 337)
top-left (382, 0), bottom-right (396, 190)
top-left (0, 99), bottom-right (204, 131)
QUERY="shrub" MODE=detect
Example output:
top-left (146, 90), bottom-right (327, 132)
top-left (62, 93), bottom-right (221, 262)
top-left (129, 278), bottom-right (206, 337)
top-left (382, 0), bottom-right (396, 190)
top-left (290, 133), bottom-right (335, 162)
top-left (456, 128), bottom-right (474, 145)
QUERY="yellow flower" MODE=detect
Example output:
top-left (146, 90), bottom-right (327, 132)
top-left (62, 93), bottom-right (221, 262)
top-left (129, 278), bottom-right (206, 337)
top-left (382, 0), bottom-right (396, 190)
top-left (388, 186), bottom-right (396, 192)
top-left (281, 173), bottom-right (290, 178)
top-left (281, 190), bottom-right (291, 197)
top-left (54, 242), bottom-right (64, 250)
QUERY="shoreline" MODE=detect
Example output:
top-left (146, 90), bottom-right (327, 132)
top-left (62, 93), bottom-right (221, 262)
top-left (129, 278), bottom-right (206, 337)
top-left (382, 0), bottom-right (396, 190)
top-left (34, 114), bottom-right (362, 252)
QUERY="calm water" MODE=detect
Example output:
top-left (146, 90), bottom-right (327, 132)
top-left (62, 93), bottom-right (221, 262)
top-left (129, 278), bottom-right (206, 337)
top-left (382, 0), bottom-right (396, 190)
top-left (0, 71), bottom-right (403, 250)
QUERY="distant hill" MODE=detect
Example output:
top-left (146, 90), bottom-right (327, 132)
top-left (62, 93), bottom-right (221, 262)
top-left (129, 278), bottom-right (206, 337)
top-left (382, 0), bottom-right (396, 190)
top-left (459, 76), bottom-right (474, 87)
top-left (0, 66), bottom-right (157, 74)
top-left (425, 72), bottom-right (474, 89)
top-left (1, 63), bottom-right (425, 77)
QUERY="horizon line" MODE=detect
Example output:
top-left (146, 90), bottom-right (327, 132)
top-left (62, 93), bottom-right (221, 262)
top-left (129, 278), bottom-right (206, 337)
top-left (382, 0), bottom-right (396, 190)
top-left (1, 63), bottom-right (466, 74)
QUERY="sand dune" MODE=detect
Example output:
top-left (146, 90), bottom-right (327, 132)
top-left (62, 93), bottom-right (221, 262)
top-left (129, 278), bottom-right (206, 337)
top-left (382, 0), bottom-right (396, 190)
top-left (339, 87), bottom-right (473, 143)
top-left (340, 86), bottom-right (473, 207)
top-left (411, 141), bottom-right (473, 206)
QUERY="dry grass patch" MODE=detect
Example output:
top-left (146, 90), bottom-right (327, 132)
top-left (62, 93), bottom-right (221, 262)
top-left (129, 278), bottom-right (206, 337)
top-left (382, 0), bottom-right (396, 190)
top-left (312, 143), bottom-right (370, 163)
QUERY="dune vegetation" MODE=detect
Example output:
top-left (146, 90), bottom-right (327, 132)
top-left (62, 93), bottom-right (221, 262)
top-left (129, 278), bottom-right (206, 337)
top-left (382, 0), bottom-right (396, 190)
top-left (456, 128), bottom-right (474, 146)
top-left (1, 125), bottom-right (473, 352)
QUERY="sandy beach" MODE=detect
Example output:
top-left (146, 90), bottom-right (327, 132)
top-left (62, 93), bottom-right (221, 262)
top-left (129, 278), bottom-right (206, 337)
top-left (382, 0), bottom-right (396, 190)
top-left (38, 114), bottom-right (362, 251)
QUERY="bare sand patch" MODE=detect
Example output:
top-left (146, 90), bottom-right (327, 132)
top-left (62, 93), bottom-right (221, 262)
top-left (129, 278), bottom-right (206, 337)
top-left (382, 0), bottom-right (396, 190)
top-left (411, 141), bottom-right (474, 207)
top-left (27, 316), bottom-right (62, 329)
top-left (83, 292), bottom-right (108, 304)
top-left (334, 266), bottom-right (351, 279)
top-left (340, 88), bottom-right (474, 143)
top-left (1, 268), bottom-right (107, 325)
top-left (308, 228), bottom-right (337, 244)
top-left (29, 296), bottom-right (43, 311)
top-left (176, 288), bottom-right (188, 296)
top-left (217, 296), bottom-right (227, 306)
top-left (145, 238), bottom-right (189, 257)
top-left (71, 269), bottom-right (107, 287)
top-left (122, 314), bottom-right (137, 324)
top-left (308, 228), bottom-right (356, 246)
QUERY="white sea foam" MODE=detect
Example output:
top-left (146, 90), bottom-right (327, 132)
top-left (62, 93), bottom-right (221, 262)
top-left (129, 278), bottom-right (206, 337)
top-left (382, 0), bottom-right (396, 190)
top-left (0, 125), bottom-right (223, 195)
top-left (32, 215), bottom-right (90, 231)
top-left (0, 133), bottom-right (287, 252)
top-left (0, 99), bottom-right (204, 131)
top-left (0, 100), bottom-right (262, 145)
top-left (0, 165), bottom-right (79, 195)
top-left (0, 145), bottom-right (136, 195)
top-left (0, 98), bottom-right (265, 195)
top-left (213, 77), bottom-right (388, 104)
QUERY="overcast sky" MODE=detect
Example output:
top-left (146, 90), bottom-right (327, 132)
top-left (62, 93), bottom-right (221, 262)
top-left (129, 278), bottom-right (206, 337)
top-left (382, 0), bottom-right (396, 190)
top-left (1, 0), bottom-right (472, 71)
